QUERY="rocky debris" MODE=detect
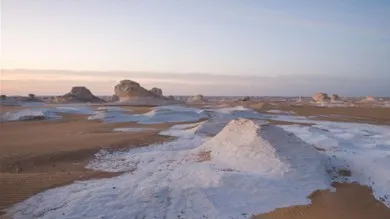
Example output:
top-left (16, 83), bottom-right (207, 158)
top-left (312, 92), bottom-right (331, 102)
top-left (55, 87), bottom-right (105, 103)
top-left (149, 87), bottom-right (163, 96)
top-left (329, 94), bottom-right (341, 102)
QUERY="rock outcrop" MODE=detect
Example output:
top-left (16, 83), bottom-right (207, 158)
top-left (55, 87), bottom-right (104, 103)
top-left (312, 93), bottom-right (330, 102)
top-left (149, 87), bottom-right (163, 96)
top-left (329, 94), bottom-right (341, 102)
top-left (113, 80), bottom-right (180, 106)
top-left (114, 80), bottom-right (159, 100)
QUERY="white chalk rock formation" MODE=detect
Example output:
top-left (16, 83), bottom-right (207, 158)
top-left (113, 80), bottom-right (179, 106)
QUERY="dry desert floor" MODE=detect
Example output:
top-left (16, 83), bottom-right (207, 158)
top-left (1, 103), bottom-right (390, 219)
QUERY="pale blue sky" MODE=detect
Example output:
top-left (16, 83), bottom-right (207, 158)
top-left (1, 0), bottom-right (390, 95)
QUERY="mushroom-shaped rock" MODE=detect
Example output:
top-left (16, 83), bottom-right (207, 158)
top-left (312, 93), bottom-right (330, 102)
top-left (149, 87), bottom-right (163, 96)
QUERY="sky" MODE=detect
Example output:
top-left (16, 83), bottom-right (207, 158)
top-left (1, 0), bottom-right (390, 96)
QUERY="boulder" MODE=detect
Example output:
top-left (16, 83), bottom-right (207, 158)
top-left (56, 86), bottom-right (104, 103)
top-left (149, 87), bottom-right (163, 96)
top-left (312, 93), bottom-right (330, 102)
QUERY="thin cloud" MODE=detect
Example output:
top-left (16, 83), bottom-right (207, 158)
top-left (1, 69), bottom-right (389, 97)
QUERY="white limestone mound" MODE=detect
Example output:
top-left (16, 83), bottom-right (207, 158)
top-left (196, 119), bottom-right (329, 176)
top-left (6, 119), bottom-right (332, 218)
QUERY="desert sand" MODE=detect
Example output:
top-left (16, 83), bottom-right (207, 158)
top-left (256, 183), bottom-right (390, 219)
top-left (0, 108), bottom-right (174, 214)
top-left (1, 102), bottom-right (390, 218)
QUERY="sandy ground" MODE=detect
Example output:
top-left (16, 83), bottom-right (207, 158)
top-left (246, 101), bottom-right (390, 125)
top-left (255, 183), bottom-right (390, 219)
top-left (0, 108), bottom-right (173, 214)
top-left (1, 103), bottom-right (390, 218)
